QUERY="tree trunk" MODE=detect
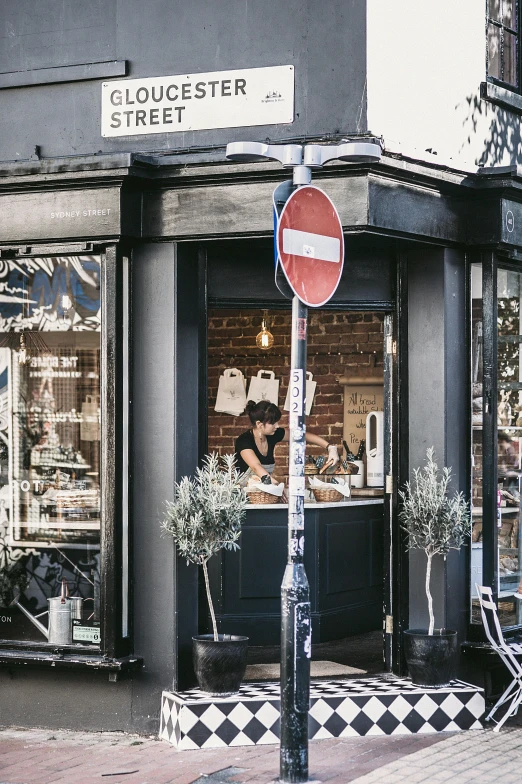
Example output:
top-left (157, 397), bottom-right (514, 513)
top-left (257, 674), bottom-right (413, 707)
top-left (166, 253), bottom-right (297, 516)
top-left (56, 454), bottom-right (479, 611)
top-left (202, 559), bottom-right (218, 642)
top-left (426, 551), bottom-right (435, 635)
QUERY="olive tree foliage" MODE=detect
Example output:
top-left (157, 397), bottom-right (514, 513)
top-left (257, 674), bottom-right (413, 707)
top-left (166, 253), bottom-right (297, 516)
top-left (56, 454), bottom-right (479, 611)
top-left (399, 448), bottom-right (471, 635)
top-left (162, 453), bottom-right (248, 641)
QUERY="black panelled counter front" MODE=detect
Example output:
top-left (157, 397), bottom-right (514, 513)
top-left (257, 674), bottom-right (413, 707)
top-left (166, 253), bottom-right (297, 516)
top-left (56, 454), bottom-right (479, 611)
top-left (207, 500), bottom-right (384, 645)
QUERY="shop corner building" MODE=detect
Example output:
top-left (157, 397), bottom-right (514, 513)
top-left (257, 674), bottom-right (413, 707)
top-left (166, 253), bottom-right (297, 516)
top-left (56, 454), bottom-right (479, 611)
top-left (0, 0), bottom-right (520, 734)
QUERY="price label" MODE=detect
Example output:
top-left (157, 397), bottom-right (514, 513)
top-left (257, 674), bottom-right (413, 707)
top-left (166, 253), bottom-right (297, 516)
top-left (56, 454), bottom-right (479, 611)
top-left (72, 620), bottom-right (101, 644)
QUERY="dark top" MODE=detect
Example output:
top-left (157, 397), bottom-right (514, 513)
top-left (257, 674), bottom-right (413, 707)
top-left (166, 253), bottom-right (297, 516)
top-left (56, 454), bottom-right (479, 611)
top-left (234, 428), bottom-right (285, 474)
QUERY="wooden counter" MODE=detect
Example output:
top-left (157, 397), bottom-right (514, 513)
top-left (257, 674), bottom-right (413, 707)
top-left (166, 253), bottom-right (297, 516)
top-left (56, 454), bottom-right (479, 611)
top-left (207, 500), bottom-right (384, 645)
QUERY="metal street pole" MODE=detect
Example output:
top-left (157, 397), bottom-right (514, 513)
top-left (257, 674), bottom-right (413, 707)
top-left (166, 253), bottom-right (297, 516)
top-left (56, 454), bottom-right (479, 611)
top-left (279, 161), bottom-right (313, 784)
top-left (225, 138), bottom-right (381, 784)
top-left (280, 292), bottom-right (310, 783)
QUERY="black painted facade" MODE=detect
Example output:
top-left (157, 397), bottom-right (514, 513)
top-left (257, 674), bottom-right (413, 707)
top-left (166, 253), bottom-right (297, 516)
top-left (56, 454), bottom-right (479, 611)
top-left (0, 0), bottom-right (521, 734)
top-left (0, 0), bottom-right (367, 161)
top-left (208, 503), bottom-right (384, 646)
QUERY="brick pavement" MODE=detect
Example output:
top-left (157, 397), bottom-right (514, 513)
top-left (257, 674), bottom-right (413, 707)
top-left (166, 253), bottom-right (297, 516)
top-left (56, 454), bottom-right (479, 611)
top-left (0, 727), bottom-right (447, 784)
top-left (0, 725), bottom-right (520, 783)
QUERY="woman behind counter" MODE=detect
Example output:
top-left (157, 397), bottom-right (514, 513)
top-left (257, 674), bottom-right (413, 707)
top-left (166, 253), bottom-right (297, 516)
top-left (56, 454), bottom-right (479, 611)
top-left (234, 400), bottom-right (340, 486)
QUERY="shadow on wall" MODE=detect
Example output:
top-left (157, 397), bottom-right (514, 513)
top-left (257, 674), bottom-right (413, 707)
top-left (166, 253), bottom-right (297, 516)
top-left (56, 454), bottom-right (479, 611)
top-left (460, 91), bottom-right (522, 166)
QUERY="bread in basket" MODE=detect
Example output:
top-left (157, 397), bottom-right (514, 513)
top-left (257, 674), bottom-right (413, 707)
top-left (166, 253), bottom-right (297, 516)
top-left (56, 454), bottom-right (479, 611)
top-left (309, 473), bottom-right (351, 503)
top-left (245, 475), bottom-right (284, 505)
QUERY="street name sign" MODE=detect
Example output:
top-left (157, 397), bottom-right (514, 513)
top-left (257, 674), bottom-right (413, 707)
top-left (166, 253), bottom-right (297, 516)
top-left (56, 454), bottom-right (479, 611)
top-left (276, 185), bottom-right (344, 307)
top-left (102, 64), bottom-right (294, 137)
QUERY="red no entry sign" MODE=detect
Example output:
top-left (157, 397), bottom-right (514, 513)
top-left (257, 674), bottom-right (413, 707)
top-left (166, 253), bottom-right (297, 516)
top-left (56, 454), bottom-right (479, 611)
top-left (276, 185), bottom-right (344, 307)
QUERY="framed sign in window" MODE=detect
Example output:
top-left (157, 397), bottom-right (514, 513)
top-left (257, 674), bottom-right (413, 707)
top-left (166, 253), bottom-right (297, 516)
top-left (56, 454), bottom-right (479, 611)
top-left (340, 376), bottom-right (384, 453)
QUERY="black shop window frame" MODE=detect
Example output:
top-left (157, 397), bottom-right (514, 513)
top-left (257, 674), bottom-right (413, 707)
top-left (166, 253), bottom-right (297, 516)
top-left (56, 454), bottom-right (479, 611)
top-left (472, 253), bottom-right (522, 636)
top-left (0, 244), bottom-right (133, 668)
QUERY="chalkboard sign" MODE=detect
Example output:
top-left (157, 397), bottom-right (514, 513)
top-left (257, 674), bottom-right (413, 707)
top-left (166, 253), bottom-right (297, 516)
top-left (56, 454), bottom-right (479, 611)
top-left (340, 377), bottom-right (384, 452)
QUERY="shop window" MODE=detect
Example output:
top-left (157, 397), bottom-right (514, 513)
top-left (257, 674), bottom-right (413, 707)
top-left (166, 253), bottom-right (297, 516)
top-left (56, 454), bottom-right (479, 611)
top-left (496, 268), bottom-right (522, 622)
top-left (487, 0), bottom-right (519, 90)
top-left (0, 256), bottom-right (102, 648)
top-left (471, 261), bottom-right (522, 629)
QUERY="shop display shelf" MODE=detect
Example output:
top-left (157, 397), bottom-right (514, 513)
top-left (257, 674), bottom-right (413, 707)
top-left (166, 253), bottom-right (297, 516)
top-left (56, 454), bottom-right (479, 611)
top-left (31, 461), bottom-right (91, 470)
top-left (10, 541), bottom-right (101, 551)
top-left (472, 506), bottom-right (519, 516)
top-left (41, 521), bottom-right (100, 530)
top-left (47, 506), bottom-right (100, 513)
top-left (498, 589), bottom-right (521, 598)
top-left (498, 335), bottom-right (522, 343)
top-left (16, 540), bottom-right (99, 548)
top-left (472, 425), bottom-right (522, 431)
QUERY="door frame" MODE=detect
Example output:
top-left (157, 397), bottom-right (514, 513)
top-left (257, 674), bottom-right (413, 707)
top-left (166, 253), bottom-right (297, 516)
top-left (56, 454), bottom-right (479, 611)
top-left (202, 239), bottom-right (400, 668)
top-left (386, 254), bottom-right (410, 675)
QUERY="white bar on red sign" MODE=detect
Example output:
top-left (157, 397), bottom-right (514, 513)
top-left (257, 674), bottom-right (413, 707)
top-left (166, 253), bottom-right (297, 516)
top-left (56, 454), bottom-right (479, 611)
top-left (282, 228), bottom-right (341, 263)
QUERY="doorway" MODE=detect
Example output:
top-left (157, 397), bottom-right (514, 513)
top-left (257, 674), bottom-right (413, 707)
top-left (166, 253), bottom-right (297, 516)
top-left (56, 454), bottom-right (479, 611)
top-left (204, 303), bottom-right (392, 678)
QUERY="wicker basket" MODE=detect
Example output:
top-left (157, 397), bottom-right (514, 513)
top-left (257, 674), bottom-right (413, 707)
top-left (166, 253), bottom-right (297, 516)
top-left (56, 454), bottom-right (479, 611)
top-left (304, 464), bottom-right (318, 475)
top-left (312, 486), bottom-right (343, 503)
top-left (246, 490), bottom-right (280, 505)
top-left (310, 474), bottom-right (350, 503)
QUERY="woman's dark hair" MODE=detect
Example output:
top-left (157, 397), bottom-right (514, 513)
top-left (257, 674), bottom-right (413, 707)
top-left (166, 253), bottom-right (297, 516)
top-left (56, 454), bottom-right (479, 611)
top-left (246, 399), bottom-right (281, 426)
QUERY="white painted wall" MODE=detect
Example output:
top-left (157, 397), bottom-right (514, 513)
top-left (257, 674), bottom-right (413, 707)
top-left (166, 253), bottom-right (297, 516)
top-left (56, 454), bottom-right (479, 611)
top-left (367, 0), bottom-right (521, 171)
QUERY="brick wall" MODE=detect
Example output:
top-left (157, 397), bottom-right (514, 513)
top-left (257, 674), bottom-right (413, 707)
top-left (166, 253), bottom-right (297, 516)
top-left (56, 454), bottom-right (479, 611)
top-left (207, 309), bottom-right (384, 483)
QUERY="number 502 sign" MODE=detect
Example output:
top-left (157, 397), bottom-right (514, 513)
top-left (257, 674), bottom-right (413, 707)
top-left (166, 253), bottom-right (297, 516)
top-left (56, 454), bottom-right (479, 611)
top-left (289, 369), bottom-right (304, 426)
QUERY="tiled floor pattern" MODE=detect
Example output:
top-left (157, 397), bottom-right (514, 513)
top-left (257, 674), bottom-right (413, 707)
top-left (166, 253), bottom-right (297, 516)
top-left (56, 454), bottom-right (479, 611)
top-left (159, 676), bottom-right (485, 749)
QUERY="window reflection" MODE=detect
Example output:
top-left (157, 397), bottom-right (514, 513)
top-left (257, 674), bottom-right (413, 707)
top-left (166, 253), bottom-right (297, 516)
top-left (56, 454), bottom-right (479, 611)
top-left (0, 256), bottom-right (101, 647)
top-left (487, 0), bottom-right (519, 88)
top-left (504, 31), bottom-right (518, 87)
top-left (504, 0), bottom-right (516, 28)
top-left (496, 269), bottom-right (522, 626)
top-left (488, 22), bottom-right (501, 80)
top-left (489, 0), bottom-right (502, 23)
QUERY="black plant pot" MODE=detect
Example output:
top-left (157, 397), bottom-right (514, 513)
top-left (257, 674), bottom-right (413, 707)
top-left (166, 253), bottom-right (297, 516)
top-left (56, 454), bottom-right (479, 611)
top-left (193, 634), bottom-right (249, 696)
top-left (404, 629), bottom-right (458, 687)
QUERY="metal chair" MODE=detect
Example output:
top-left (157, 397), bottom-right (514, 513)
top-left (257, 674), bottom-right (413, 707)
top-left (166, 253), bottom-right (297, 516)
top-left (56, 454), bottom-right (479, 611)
top-left (476, 584), bottom-right (522, 731)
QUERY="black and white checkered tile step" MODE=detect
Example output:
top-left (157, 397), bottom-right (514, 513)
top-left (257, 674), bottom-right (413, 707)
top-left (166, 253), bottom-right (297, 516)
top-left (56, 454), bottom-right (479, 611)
top-left (159, 676), bottom-right (485, 749)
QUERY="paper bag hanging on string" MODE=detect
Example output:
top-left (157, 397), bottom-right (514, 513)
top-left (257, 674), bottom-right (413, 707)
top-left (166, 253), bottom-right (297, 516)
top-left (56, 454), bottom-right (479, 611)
top-left (284, 371), bottom-right (317, 415)
top-left (247, 370), bottom-right (280, 406)
top-left (215, 368), bottom-right (247, 416)
top-left (81, 395), bottom-right (100, 441)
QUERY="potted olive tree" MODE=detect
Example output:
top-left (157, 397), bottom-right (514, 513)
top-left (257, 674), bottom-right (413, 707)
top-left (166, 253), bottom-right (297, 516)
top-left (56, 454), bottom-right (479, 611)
top-left (400, 447), bottom-right (471, 687)
top-left (162, 453), bottom-right (249, 696)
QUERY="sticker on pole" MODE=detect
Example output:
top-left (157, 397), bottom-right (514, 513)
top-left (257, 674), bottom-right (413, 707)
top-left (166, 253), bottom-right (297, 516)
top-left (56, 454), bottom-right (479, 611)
top-left (276, 185), bottom-right (344, 307)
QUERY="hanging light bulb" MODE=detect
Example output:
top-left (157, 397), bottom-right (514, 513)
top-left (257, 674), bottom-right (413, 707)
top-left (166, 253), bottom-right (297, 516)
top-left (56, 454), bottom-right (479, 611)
top-left (18, 332), bottom-right (30, 365)
top-left (256, 314), bottom-right (274, 350)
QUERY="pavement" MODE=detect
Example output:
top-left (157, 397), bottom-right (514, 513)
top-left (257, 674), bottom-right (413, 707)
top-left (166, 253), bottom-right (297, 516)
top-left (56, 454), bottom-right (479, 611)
top-left (1, 723), bottom-right (522, 784)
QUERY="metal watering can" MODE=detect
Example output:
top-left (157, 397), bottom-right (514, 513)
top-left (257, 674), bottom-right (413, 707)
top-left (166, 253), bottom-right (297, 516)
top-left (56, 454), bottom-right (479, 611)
top-left (15, 579), bottom-right (83, 645)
